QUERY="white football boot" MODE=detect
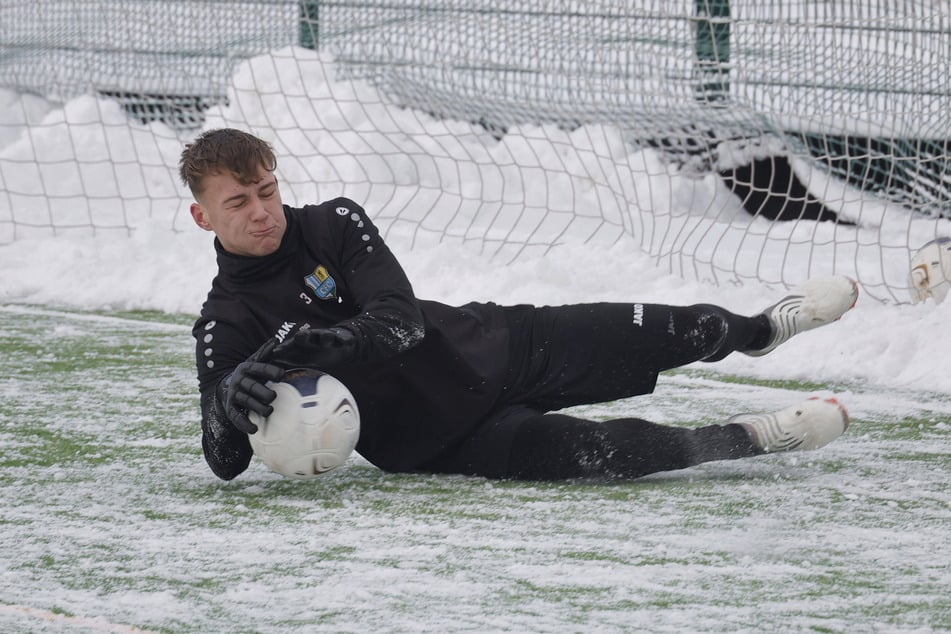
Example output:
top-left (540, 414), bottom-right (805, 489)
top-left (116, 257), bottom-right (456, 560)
top-left (745, 275), bottom-right (859, 357)
top-left (731, 397), bottom-right (850, 453)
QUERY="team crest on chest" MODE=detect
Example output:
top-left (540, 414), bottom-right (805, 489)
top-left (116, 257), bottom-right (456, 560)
top-left (304, 264), bottom-right (337, 300)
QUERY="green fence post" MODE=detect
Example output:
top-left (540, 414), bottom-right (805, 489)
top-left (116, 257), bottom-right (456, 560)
top-left (300, 1), bottom-right (319, 50)
top-left (695, 0), bottom-right (730, 104)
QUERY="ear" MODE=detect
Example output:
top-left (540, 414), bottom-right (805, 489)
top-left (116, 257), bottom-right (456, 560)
top-left (190, 202), bottom-right (213, 231)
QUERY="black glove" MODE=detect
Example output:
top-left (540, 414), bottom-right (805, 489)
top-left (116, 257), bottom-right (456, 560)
top-left (270, 326), bottom-right (358, 369)
top-left (215, 338), bottom-right (285, 434)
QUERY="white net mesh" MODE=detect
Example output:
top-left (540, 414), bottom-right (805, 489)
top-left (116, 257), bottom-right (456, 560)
top-left (1, 0), bottom-right (949, 302)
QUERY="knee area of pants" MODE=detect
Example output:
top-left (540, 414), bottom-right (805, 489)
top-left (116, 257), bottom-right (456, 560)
top-left (688, 304), bottom-right (730, 358)
top-left (511, 416), bottom-right (612, 460)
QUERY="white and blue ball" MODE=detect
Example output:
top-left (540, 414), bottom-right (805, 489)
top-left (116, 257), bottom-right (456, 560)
top-left (248, 369), bottom-right (360, 479)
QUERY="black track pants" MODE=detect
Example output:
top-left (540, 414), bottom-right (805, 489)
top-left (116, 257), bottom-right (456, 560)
top-left (422, 302), bottom-right (769, 480)
top-left (505, 413), bottom-right (761, 480)
top-left (497, 302), bottom-right (768, 411)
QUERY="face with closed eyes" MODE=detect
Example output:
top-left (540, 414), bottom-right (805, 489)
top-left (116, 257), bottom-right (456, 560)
top-left (189, 164), bottom-right (287, 257)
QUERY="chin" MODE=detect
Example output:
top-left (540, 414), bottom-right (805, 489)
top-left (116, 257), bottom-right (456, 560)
top-left (254, 240), bottom-right (281, 256)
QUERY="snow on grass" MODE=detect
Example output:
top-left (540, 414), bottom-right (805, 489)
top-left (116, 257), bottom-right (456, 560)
top-left (0, 306), bottom-right (948, 633)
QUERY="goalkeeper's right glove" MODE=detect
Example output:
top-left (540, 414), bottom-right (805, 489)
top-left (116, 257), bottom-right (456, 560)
top-left (215, 338), bottom-right (285, 434)
top-left (270, 325), bottom-right (358, 369)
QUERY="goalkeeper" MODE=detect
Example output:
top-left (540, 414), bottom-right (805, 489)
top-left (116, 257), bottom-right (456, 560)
top-left (181, 128), bottom-right (858, 482)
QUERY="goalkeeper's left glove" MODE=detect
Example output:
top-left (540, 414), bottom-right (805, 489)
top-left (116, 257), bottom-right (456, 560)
top-left (215, 338), bottom-right (285, 434)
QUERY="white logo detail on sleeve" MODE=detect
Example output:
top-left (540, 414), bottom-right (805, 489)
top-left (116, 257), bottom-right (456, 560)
top-left (336, 207), bottom-right (349, 216)
top-left (275, 321), bottom-right (297, 342)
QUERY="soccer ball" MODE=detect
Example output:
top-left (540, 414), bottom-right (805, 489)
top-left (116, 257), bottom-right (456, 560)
top-left (247, 369), bottom-right (360, 479)
top-left (909, 237), bottom-right (951, 304)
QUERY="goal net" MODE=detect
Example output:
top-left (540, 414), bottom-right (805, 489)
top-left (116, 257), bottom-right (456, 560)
top-left (1, 0), bottom-right (949, 303)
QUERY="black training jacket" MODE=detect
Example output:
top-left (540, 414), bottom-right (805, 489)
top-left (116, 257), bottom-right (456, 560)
top-left (193, 198), bottom-right (509, 479)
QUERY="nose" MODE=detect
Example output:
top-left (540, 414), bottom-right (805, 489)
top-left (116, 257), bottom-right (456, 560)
top-left (249, 196), bottom-right (270, 221)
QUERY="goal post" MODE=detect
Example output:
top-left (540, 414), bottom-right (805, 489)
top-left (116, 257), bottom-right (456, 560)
top-left (0, 0), bottom-right (948, 304)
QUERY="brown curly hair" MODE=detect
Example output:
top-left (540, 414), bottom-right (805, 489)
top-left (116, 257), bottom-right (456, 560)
top-left (179, 128), bottom-right (277, 197)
